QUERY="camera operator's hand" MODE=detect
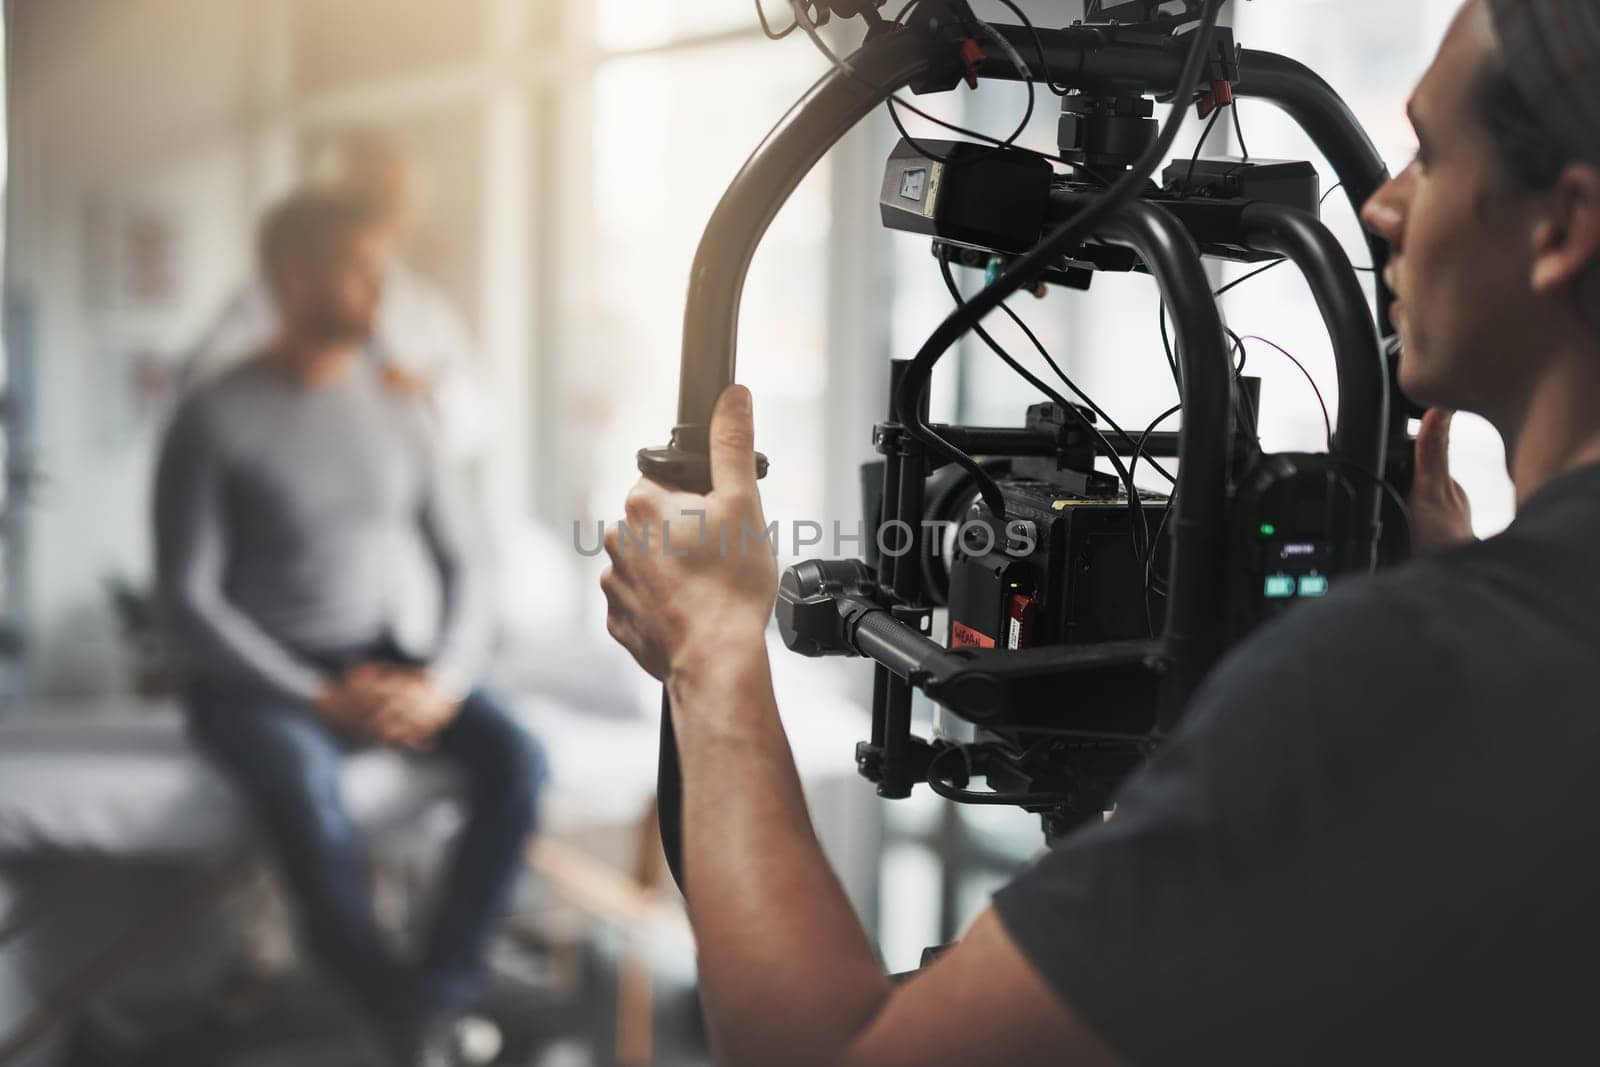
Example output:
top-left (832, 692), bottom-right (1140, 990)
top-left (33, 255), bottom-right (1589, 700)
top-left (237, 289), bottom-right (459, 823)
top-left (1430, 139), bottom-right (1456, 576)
top-left (596, 386), bottom-right (1105, 1066)
top-left (601, 385), bottom-right (778, 683)
top-left (1409, 409), bottom-right (1476, 556)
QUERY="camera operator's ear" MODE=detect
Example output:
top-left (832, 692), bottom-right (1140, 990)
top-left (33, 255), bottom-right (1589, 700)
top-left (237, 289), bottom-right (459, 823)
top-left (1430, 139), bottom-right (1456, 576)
top-left (1530, 162), bottom-right (1600, 297)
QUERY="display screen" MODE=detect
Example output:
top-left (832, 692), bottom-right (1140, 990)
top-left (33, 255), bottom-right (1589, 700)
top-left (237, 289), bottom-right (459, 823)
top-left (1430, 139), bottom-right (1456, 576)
top-left (1262, 540), bottom-right (1334, 601)
top-left (899, 167), bottom-right (928, 202)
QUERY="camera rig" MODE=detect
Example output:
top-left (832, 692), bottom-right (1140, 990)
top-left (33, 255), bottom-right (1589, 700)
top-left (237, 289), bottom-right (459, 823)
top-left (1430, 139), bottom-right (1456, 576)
top-left (638, 0), bottom-right (1404, 882)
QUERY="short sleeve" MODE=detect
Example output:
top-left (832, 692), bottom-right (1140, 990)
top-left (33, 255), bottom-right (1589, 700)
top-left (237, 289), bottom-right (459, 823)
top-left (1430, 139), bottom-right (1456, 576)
top-left (991, 580), bottom-right (1482, 1064)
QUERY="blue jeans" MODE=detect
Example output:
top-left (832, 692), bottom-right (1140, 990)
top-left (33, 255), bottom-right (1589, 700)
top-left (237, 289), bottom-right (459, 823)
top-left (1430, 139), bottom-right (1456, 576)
top-left (188, 671), bottom-right (546, 1023)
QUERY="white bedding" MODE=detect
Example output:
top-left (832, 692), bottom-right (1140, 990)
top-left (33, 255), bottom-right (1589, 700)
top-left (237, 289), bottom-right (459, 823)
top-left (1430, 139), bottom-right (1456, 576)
top-left (0, 706), bottom-right (460, 858)
top-left (0, 644), bottom-right (872, 860)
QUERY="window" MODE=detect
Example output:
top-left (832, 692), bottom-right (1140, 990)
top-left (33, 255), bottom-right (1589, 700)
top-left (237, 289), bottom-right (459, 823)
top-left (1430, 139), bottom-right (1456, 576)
top-left (554, 13), bottom-right (840, 626)
top-left (595, 0), bottom-right (773, 53)
top-left (1229, 0), bottom-right (1515, 534)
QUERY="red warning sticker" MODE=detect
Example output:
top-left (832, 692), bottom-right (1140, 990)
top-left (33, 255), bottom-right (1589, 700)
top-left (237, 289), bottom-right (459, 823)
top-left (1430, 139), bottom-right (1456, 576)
top-left (1006, 593), bottom-right (1038, 650)
top-left (950, 622), bottom-right (996, 649)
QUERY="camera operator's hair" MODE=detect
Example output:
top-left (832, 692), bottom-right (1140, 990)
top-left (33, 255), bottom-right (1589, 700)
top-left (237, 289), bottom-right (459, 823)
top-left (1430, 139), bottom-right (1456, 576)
top-left (1473, 51), bottom-right (1573, 190)
top-left (257, 189), bottom-right (383, 292)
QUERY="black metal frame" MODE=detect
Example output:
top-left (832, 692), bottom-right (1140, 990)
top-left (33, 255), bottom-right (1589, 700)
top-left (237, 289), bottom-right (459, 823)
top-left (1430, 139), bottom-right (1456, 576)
top-left (640, 9), bottom-right (1397, 886)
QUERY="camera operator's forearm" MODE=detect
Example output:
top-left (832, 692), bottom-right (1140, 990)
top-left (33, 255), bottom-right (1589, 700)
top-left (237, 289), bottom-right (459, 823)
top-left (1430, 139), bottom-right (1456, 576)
top-left (669, 637), bottom-right (892, 1066)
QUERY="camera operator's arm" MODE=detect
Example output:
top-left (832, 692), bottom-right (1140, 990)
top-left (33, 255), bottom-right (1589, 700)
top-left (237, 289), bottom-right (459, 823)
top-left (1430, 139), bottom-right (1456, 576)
top-left (602, 387), bottom-right (1118, 1067)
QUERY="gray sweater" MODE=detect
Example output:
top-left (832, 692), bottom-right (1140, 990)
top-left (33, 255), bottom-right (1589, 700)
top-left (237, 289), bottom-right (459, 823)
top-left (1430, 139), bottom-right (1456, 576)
top-left (154, 356), bottom-right (491, 703)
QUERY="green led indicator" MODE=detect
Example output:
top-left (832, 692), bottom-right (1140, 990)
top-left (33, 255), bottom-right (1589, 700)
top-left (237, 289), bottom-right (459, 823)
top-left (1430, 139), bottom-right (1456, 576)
top-left (1299, 574), bottom-right (1330, 598)
top-left (1259, 523), bottom-right (1277, 536)
top-left (1264, 575), bottom-right (1296, 599)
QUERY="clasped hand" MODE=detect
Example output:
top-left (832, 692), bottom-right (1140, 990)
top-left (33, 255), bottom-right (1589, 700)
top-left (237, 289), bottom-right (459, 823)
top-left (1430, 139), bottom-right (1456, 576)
top-left (315, 664), bottom-right (461, 750)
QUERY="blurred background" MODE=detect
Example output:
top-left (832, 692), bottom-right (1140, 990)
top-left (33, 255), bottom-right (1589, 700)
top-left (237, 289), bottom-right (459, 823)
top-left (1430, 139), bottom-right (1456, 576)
top-left (0, 1), bottom-right (1508, 1065)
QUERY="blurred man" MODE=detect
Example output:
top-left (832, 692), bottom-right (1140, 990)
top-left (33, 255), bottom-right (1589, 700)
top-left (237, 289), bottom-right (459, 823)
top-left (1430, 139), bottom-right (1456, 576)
top-left (599, 1), bottom-right (1600, 1063)
top-left (155, 189), bottom-right (542, 1067)
top-left (182, 132), bottom-right (491, 462)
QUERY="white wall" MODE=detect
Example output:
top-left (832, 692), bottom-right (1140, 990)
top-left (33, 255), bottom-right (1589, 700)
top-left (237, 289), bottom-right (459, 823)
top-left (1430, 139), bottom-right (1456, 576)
top-left (8, 0), bottom-right (279, 696)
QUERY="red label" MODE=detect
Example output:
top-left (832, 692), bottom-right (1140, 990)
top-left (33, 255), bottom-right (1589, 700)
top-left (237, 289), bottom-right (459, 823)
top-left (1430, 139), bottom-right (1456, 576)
top-left (1007, 593), bottom-right (1038, 650)
top-left (950, 621), bottom-right (996, 649)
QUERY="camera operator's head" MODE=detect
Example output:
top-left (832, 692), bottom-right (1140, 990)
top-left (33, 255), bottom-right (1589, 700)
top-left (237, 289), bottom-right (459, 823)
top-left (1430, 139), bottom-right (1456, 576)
top-left (1362, 0), bottom-right (1600, 430)
top-left (259, 189), bottom-right (389, 353)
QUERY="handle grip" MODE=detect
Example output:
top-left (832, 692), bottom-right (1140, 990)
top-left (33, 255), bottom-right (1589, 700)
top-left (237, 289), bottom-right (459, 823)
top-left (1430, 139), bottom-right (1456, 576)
top-left (637, 443), bottom-right (769, 494)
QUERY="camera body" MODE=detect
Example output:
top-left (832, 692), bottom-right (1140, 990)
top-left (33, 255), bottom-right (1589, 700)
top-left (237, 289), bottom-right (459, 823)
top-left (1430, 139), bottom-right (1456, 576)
top-left (946, 483), bottom-right (1166, 654)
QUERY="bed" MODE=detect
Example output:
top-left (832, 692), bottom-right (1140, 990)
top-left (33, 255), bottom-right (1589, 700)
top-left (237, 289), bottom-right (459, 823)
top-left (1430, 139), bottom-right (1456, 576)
top-left (0, 639), bottom-right (879, 1065)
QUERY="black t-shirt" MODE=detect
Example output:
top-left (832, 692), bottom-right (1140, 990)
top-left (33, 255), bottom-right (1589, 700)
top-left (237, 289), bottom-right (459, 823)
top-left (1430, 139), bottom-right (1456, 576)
top-left (994, 461), bottom-right (1600, 1065)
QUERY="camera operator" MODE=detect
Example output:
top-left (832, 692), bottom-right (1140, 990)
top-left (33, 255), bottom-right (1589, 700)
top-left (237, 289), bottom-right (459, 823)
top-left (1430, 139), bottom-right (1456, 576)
top-left (601, 1), bottom-right (1600, 1062)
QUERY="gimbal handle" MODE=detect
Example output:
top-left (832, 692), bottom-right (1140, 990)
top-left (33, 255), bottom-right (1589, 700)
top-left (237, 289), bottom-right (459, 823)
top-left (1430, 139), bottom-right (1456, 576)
top-left (638, 26), bottom-right (935, 892)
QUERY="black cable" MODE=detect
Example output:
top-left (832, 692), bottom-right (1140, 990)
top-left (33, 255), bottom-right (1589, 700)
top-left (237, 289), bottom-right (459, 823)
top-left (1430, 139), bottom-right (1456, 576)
top-left (997, 298), bottom-right (1174, 483)
top-left (880, 0), bottom-right (1103, 176)
top-left (1158, 90), bottom-right (1228, 396)
top-left (1179, 106), bottom-right (1225, 194)
top-left (1331, 460), bottom-right (1413, 564)
top-left (1231, 96), bottom-right (1249, 160)
top-left (895, 0), bottom-right (1226, 521)
top-left (1140, 326), bottom-right (1255, 610)
top-left (1132, 403), bottom-right (1182, 477)
top-left (939, 258), bottom-right (1155, 565)
top-left (874, 7), bottom-right (1111, 185)
top-left (1136, 326), bottom-right (1252, 608)
top-left (954, 257), bottom-right (1185, 589)
top-left (988, 280), bottom-right (1191, 575)
top-left (794, 0), bottom-right (1043, 169)
top-left (785, 0), bottom-right (1115, 190)
top-left (993, 0), bottom-right (1073, 96)
top-left (927, 744), bottom-right (1067, 806)
top-left (1213, 258), bottom-right (1372, 297)
top-left (877, 67), bottom-right (1082, 171)
top-left (940, 262), bottom-right (1116, 462)
top-left (1155, 299), bottom-right (1253, 449)
top-left (963, 8), bottom-right (1036, 150)
top-left (1211, 181), bottom-right (1376, 298)
top-left (1128, 399), bottom-right (1181, 539)
top-left (1318, 181), bottom-right (1375, 272)
top-left (1316, 181), bottom-right (1376, 267)
top-left (885, 97), bottom-right (1060, 167)
top-left (1141, 295), bottom-right (1257, 614)
top-left (755, 0), bottom-right (799, 39)
top-left (1144, 489), bottom-right (1178, 596)
top-left (1157, 298), bottom-right (1183, 394)
top-left (1238, 333), bottom-right (1333, 448)
top-left (993, 292), bottom-right (1166, 560)
top-left (1159, 86), bottom-right (1230, 404)
top-left (1225, 325), bottom-right (1261, 452)
top-left (788, 3), bottom-right (1115, 182)
top-left (1134, 404), bottom-right (1181, 631)
top-left (1214, 258), bottom-right (1286, 297)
